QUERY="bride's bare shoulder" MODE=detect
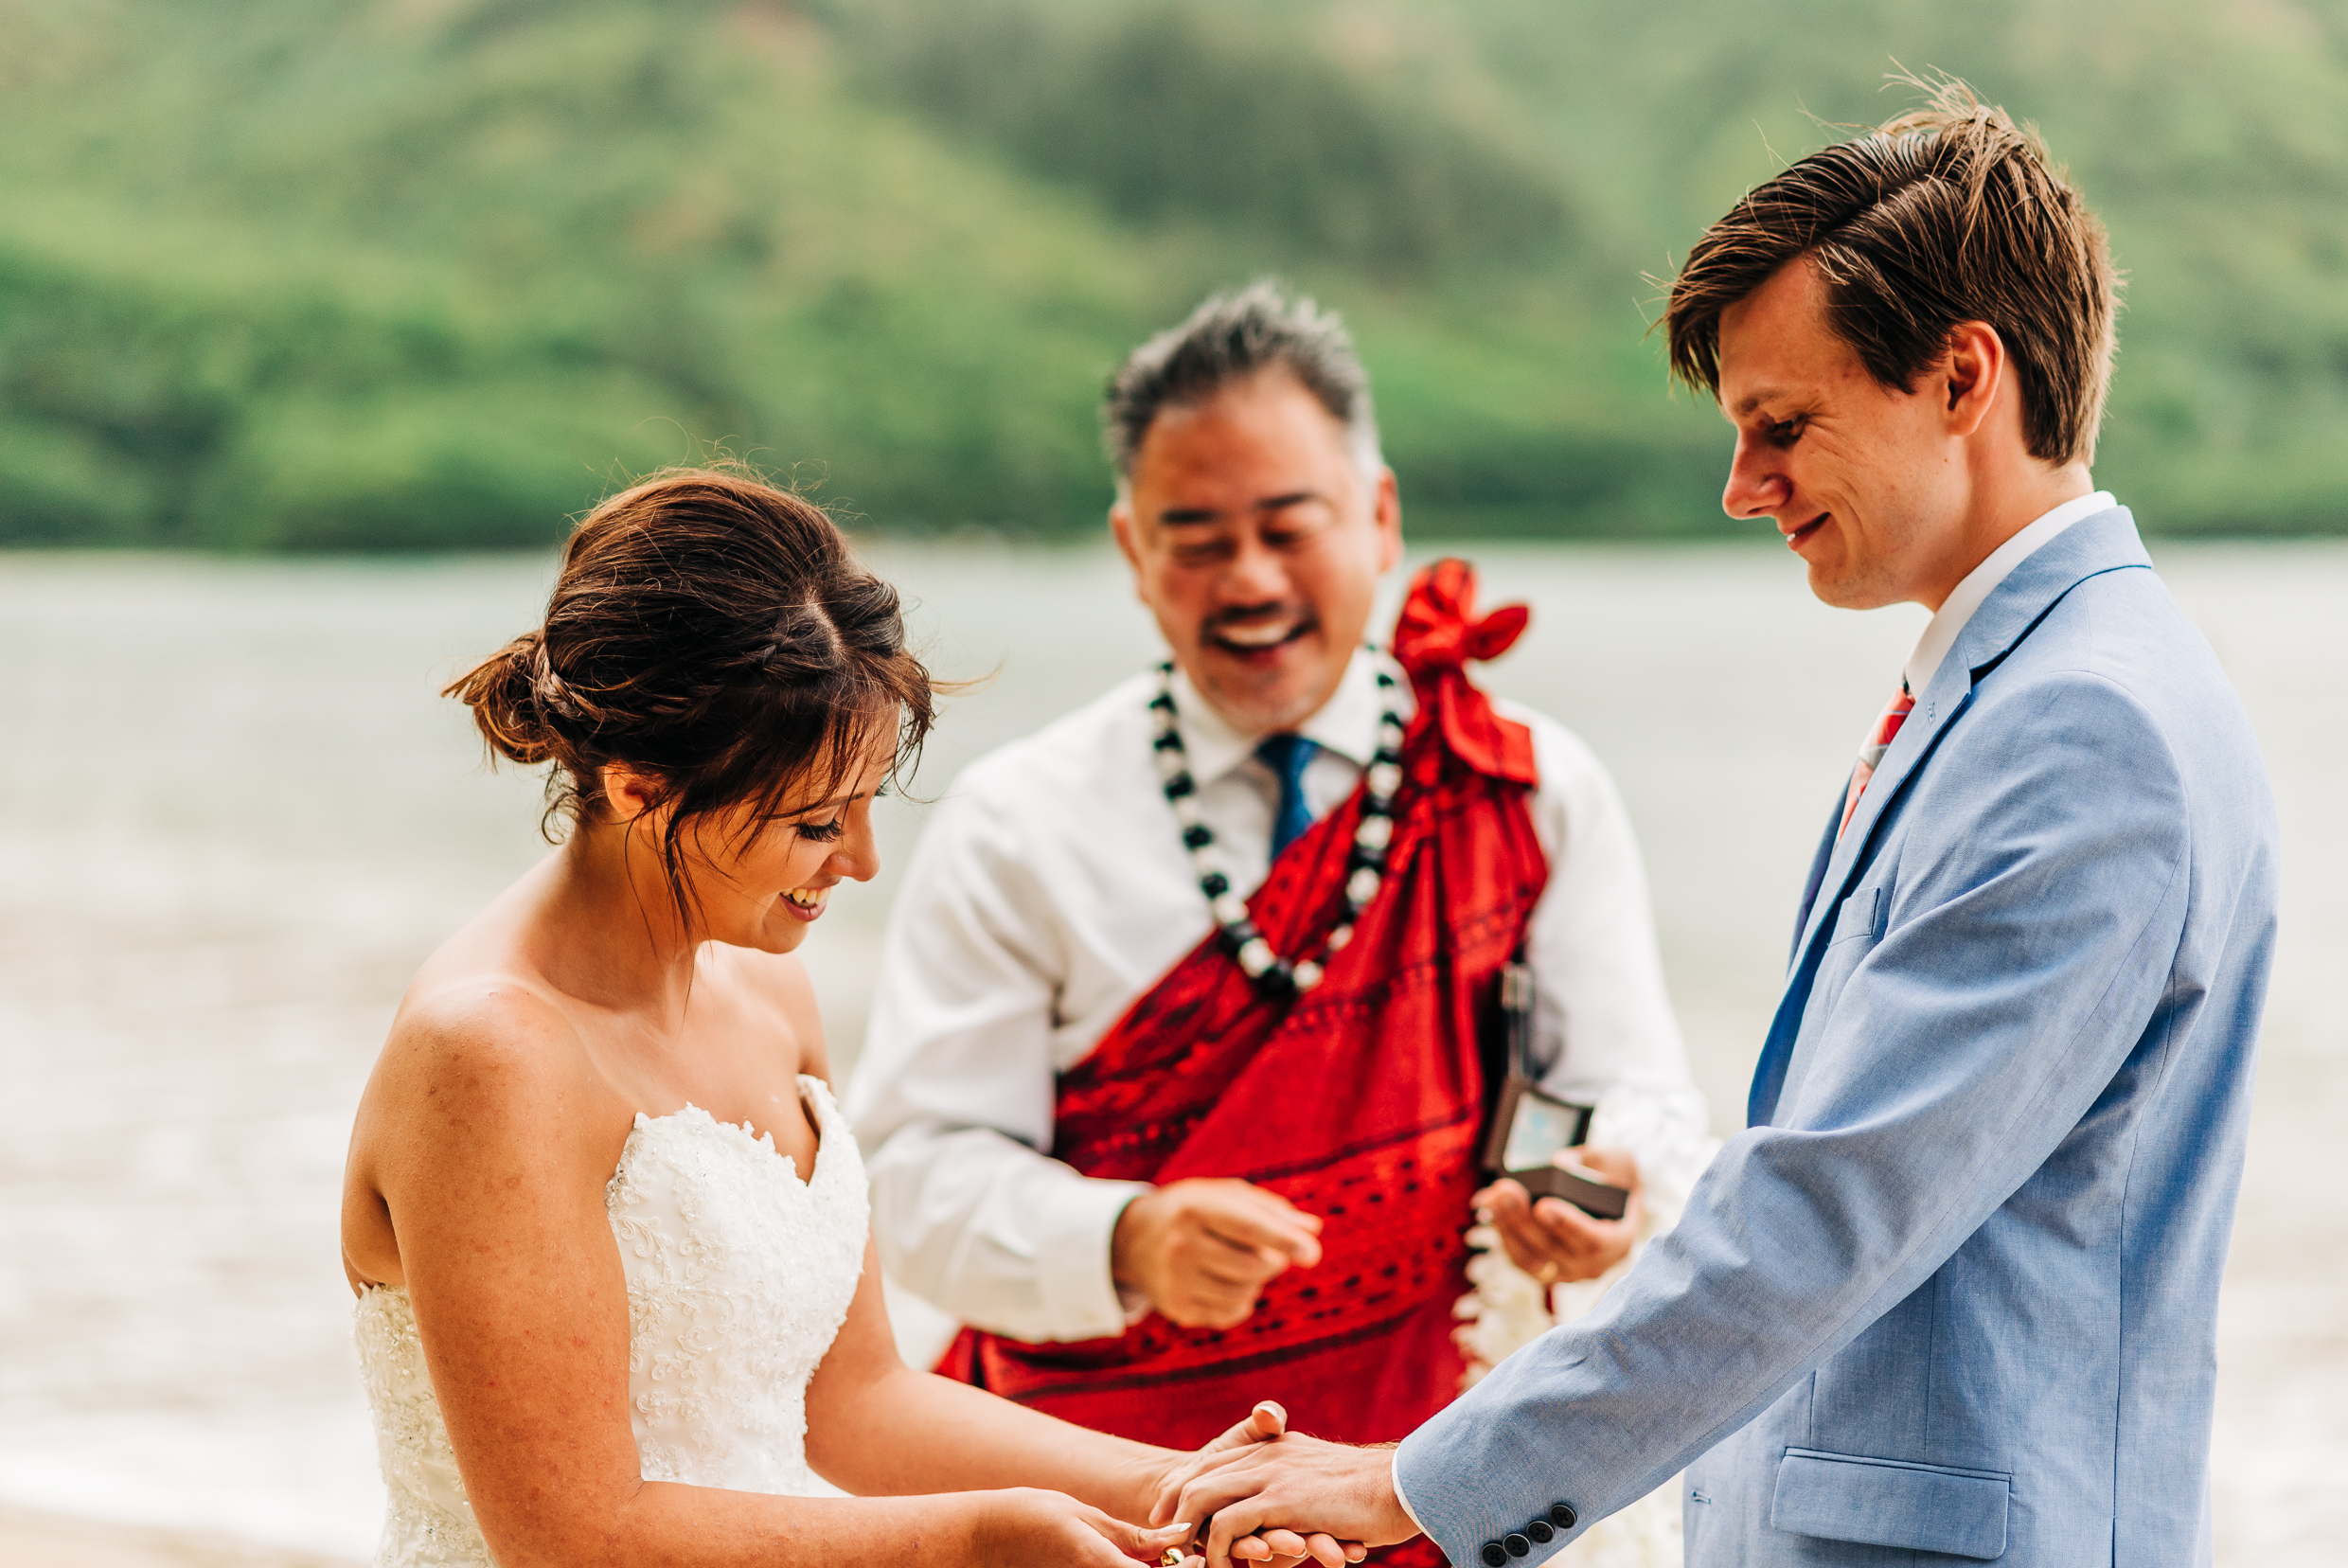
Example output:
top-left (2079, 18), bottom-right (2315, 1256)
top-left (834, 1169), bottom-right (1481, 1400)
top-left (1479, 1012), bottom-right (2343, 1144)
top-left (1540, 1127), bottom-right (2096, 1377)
top-left (360, 957), bottom-right (606, 1155)
top-left (376, 878), bottom-right (591, 1077)
top-left (392, 970), bottom-right (581, 1070)
top-left (344, 960), bottom-right (617, 1291)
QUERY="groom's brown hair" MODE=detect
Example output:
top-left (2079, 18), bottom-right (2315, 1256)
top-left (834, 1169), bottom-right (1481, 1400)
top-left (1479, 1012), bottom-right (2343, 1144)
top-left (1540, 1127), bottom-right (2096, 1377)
top-left (1664, 76), bottom-right (2119, 465)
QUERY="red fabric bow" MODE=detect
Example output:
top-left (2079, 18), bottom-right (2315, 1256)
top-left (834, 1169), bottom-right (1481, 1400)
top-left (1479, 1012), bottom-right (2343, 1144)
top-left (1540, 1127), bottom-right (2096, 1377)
top-left (1391, 558), bottom-right (1538, 785)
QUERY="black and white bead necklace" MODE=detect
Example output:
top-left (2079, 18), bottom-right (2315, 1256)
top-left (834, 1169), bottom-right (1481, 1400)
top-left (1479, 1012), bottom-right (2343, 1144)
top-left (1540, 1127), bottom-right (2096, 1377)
top-left (1148, 656), bottom-right (1409, 1000)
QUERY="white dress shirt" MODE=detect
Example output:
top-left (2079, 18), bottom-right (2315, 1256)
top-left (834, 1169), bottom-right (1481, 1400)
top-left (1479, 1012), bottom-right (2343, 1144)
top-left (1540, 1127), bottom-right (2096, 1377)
top-left (845, 648), bottom-right (1699, 1343)
top-left (1904, 490), bottom-right (2114, 696)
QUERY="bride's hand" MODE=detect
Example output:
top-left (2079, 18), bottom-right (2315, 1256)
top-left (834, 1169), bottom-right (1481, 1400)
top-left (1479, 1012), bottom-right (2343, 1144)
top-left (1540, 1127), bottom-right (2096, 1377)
top-left (1150, 1403), bottom-right (1367, 1568)
top-left (972, 1487), bottom-right (1195, 1566)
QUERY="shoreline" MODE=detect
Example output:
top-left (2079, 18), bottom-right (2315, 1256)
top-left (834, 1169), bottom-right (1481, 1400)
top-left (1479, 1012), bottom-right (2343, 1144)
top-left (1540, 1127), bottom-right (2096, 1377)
top-left (0, 1506), bottom-right (360, 1568)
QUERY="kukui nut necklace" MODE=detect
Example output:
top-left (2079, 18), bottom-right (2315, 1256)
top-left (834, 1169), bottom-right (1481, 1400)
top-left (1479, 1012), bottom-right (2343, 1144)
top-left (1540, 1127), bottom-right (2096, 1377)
top-left (1149, 654), bottom-right (1408, 1001)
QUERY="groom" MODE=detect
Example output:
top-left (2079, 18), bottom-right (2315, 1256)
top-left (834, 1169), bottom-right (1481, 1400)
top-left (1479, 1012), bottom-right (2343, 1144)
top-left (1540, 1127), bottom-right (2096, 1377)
top-left (1169, 84), bottom-right (2278, 1567)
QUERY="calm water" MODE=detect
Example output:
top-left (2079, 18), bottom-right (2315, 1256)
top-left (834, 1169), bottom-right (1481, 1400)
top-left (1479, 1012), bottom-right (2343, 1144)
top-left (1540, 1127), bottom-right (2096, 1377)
top-left (1, 541), bottom-right (2340, 1559)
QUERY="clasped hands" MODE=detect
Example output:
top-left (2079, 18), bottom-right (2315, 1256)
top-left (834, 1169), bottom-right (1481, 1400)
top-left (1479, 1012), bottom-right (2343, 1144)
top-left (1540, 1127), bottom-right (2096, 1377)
top-left (1121, 1154), bottom-right (1641, 1563)
top-left (1149, 1420), bottom-right (1412, 1568)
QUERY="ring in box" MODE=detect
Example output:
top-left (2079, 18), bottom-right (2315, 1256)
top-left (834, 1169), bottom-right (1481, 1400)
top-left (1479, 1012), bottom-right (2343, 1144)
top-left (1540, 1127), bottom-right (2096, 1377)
top-left (1481, 960), bottom-right (1630, 1221)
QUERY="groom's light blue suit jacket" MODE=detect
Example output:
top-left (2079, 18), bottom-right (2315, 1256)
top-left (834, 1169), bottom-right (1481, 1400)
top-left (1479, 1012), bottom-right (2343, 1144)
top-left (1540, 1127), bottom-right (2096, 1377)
top-left (1395, 508), bottom-right (2276, 1566)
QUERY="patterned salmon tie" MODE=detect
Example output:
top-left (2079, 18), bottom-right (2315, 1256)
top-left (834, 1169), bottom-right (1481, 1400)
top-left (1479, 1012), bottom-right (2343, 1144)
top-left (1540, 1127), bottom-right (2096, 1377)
top-left (1838, 684), bottom-right (1916, 840)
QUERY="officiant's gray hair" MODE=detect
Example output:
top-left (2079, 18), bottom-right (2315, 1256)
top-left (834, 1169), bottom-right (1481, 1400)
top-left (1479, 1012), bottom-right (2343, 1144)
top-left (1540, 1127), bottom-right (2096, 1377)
top-left (1105, 280), bottom-right (1383, 490)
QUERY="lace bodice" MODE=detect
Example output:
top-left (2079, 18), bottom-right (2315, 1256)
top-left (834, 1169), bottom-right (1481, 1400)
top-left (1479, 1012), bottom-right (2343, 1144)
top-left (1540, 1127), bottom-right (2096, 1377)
top-left (354, 1076), bottom-right (869, 1567)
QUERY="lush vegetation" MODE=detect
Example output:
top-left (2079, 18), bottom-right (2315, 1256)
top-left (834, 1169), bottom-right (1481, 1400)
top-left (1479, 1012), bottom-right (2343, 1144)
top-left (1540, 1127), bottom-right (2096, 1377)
top-left (2, 0), bottom-right (2344, 548)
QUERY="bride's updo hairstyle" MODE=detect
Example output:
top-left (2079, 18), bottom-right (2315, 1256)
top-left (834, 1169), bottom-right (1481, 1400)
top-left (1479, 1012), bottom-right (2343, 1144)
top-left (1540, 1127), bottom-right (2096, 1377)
top-left (446, 468), bottom-right (935, 918)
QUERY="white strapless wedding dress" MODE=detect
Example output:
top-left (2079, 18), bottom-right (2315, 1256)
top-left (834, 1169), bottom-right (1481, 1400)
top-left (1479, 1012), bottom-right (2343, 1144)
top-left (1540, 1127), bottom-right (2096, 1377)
top-left (354, 1076), bottom-right (868, 1567)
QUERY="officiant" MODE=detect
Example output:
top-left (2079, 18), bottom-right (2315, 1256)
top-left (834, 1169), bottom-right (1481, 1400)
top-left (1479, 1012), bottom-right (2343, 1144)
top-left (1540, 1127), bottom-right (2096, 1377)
top-left (845, 284), bottom-right (1707, 1502)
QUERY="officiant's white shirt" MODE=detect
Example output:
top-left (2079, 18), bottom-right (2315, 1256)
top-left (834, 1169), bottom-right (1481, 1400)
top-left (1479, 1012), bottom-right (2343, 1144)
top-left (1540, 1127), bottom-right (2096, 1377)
top-left (845, 647), bottom-right (1699, 1343)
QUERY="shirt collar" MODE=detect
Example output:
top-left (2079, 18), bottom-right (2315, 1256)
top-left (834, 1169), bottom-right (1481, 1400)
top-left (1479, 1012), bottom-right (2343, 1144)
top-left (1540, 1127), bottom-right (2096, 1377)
top-left (1904, 490), bottom-right (2114, 697)
top-left (1167, 646), bottom-right (1390, 785)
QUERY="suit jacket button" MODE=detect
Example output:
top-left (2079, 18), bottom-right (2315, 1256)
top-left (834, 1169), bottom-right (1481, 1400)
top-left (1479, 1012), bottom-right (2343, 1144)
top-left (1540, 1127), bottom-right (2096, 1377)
top-left (1503, 1533), bottom-right (1533, 1558)
top-left (1481, 1542), bottom-right (1509, 1566)
top-left (1549, 1503), bottom-right (1577, 1529)
top-left (1525, 1520), bottom-right (1555, 1544)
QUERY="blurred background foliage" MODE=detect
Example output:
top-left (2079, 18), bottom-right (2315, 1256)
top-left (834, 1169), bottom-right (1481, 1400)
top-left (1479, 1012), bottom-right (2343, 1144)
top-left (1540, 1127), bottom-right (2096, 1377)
top-left (0, 0), bottom-right (2344, 548)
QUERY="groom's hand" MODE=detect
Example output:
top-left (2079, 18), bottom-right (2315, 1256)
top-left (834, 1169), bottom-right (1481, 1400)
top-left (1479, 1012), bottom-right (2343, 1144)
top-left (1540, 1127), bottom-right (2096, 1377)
top-left (1153, 1403), bottom-right (1366, 1568)
top-left (1113, 1179), bottom-right (1324, 1327)
top-left (1475, 1147), bottom-right (1643, 1285)
top-left (1169, 1434), bottom-right (1419, 1568)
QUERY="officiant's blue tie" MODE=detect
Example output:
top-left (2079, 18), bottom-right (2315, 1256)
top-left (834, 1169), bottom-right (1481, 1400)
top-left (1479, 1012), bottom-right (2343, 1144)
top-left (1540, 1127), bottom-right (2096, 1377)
top-left (1255, 734), bottom-right (1320, 857)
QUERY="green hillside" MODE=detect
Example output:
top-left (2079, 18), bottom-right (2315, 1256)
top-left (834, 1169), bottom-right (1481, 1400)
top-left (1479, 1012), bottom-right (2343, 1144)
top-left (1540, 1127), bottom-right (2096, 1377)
top-left (1, 0), bottom-right (2343, 548)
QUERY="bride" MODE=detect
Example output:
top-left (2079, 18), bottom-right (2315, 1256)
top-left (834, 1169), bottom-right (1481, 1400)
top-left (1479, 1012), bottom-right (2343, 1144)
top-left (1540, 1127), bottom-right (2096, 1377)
top-left (339, 469), bottom-right (1358, 1568)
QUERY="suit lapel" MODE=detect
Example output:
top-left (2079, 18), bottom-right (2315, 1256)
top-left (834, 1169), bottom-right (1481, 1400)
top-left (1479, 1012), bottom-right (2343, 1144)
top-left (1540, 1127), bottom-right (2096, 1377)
top-left (1790, 785), bottom-right (1847, 968)
top-left (1781, 683), bottom-right (1972, 968)
top-left (1749, 507), bottom-right (2154, 1127)
top-left (1749, 692), bottom-right (1974, 1125)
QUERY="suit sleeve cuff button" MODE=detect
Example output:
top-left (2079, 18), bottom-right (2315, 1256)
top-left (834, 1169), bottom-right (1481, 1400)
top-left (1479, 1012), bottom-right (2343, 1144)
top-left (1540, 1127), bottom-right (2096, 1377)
top-left (1480, 1542), bottom-right (1509, 1566)
top-left (1503, 1533), bottom-right (1533, 1558)
top-left (1548, 1502), bottom-right (1578, 1529)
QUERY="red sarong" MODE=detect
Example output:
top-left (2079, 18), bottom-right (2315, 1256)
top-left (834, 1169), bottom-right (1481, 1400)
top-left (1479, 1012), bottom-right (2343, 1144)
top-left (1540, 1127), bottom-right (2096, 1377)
top-left (940, 562), bottom-right (1547, 1565)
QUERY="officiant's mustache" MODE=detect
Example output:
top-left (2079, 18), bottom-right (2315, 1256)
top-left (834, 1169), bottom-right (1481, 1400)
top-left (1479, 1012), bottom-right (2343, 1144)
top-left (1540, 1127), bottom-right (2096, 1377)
top-left (1201, 600), bottom-right (1319, 653)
